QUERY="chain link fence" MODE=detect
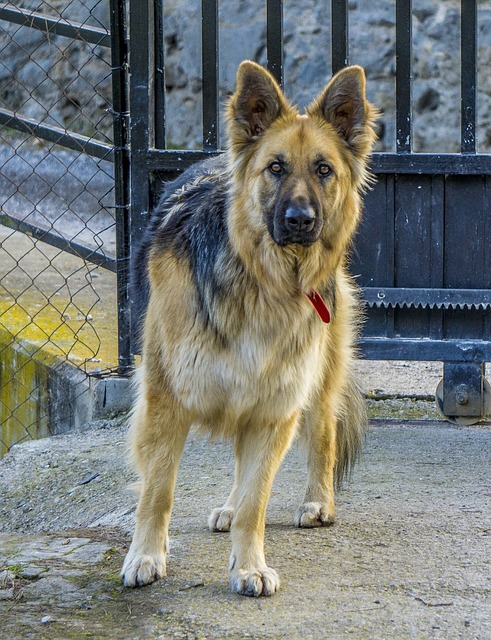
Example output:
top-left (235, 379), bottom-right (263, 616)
top-left (0, 0), bottom-right (123, 455)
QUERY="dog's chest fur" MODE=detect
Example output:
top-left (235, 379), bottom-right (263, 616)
top-left (168, 307), bottom-right (326, 429)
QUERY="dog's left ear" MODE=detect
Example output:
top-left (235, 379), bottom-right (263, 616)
top-left (308, 66), bottom-right (378, 158)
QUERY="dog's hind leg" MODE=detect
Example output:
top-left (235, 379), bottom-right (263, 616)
top-left (228, 412), bottom-right (298, 597)
top-left (209, 432), bottom-right (245, 532)
top-left (295, 397), bottom-right (338, 528)
top-left (296, 374), bottom-right (366, 527)
top-left (121, 388), bottom-right (192, 588)
top-left (209, 472), bottom-right (238, 532)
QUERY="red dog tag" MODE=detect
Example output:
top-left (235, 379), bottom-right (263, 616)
top-left (306, 290), bottom-right (331, 324)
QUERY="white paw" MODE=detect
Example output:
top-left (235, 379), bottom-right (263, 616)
top-left (121, 550), bottom-right (166, 587)
top-left (294, 501), bottom-right (335, 528)
top-left (208, 507), bottom-right (234, 532)
top-left (229, 566), bottom-right (280, 597)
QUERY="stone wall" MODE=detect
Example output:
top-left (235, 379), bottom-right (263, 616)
top-left (162, 0), bottom-right (491, 152)
top-left (0, 0), bottom-right (113, 142)
top-left (2, 0), bottom-right (491, 152)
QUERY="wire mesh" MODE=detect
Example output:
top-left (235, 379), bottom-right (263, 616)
top-left (0, 1), bottom-right (119, 456)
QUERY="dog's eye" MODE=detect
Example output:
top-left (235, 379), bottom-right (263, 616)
top-left (317, 164), bottom-right (332, 177)
top-left (269, 162), bottom-right (283, 175)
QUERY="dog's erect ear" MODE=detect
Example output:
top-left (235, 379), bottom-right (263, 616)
top-left (308, 66), bottom-right (377, 157)
top-left (227, 61), bottom-right (290, 143)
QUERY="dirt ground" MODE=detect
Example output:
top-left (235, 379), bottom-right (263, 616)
top-left (0, 415), bottom-right (490, 639)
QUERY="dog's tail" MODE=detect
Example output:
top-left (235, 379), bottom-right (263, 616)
top-left (335, 372), bottom-right (368, 489)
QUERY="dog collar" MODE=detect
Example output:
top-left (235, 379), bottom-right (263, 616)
top-left (306, 290), bottom-right (331, 324)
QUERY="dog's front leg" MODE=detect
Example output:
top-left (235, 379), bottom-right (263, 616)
top-left (228, 413), bottom-right (298, 597)
top-left (121, 391), bottom-right (191, 588)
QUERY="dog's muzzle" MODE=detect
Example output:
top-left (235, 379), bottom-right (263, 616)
top-left (274, 204), bottom-right (321, 247)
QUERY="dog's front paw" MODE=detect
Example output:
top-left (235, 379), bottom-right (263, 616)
top-left (121, 550), bottom-right (166, 587)
top-left (208, 507), bottom-right (234, 532)
top-left (229, 566), bottom-right (280, 597)
top-left (294, 501), bottom-right (335, 528)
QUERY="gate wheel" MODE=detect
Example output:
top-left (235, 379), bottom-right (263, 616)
top-left (436, 377), bottom-right (491, 425)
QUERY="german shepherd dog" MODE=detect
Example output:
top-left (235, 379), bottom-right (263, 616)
top-left (122, 61), bottom-right (378, 597)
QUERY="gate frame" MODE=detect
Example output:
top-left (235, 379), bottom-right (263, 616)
top-left (127, 0), bottom-right (491, 421)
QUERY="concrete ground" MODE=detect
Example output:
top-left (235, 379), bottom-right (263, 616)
top-left (0, 413), bottom-right (490, 639)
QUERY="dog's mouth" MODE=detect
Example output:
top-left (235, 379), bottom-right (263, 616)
top-left (274, 234), bottom-right (319, 248)
top-left (272, 220), bottom-right (323, 248)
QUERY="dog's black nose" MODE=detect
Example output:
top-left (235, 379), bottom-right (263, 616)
top-left (284, 206), bottom-right (316, 234)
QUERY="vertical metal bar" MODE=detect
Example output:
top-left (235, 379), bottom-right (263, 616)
top-left (485, 177), bottom-right (491, 342)
top-left (154, 0), bottom-right (166, 149)
top-left (201, 0), bottom-right (219, 150)
top-left (395, 0), bottom-right (412, 153)
top-left (266, 0), bottom-right (283, 86)
top-left (461, 0), bottom-right (477, 153)
top-left (110, 0), bottom-right (132, 372)
top-left (386, 175), bottom-right (395, 337)
top-left (429, 176), bottom-right (445, 339)
top-left (128, 0), bottom-right (152, 356)
top-left (331, 0), bottom-right (349, 74)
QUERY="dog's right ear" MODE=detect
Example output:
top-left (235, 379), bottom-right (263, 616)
top-left (227, 61), bottom-right (290, 145)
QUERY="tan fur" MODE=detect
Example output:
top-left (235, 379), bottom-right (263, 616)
top-left (122, 61), bottom-right (378, 596)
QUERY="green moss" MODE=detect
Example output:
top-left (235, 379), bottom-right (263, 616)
top-left (0, 287), bottom-right (117, 371)
top-left (102, 548), bottom-right (119, 562)
top-left (366, 397), bottom-right (440, 421)
top-left (0, 328), bottom-right (51, 456)
top-left (6, 563), bottom-right (23, 574)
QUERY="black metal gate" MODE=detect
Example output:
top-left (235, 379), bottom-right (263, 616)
top-left (126, 0), bottom-right (491, 422)
top-left (351, 0), bottom-right (491, 422)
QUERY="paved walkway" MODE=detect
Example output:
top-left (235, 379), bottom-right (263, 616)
top-left (1, 419), bottom-right (490, 639)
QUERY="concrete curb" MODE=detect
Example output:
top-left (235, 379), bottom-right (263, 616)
top-left (0, 329), bottom-right (133, 454)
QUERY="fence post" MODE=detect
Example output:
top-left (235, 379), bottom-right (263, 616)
top-left (110, 0), bottom-right (132, 373)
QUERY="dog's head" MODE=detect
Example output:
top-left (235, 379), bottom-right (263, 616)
top-left (226, 61), bottom-right (378, 253)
